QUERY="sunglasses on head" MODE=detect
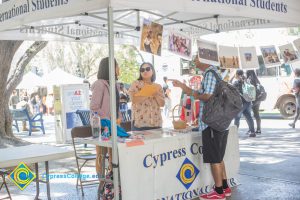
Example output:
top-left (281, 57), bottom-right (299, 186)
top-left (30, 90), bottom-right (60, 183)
top-left (140, 66), bottom-right (151, 73)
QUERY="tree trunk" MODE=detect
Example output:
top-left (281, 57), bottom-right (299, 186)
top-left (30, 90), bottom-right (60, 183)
top-left (0, 41), bottom-right (48, 147)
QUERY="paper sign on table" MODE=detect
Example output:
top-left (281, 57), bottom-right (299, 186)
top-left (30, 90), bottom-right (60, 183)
top-left (126, 140), bottom-right (145, 147)
top-left (135, 84), bottom-right (158, 97)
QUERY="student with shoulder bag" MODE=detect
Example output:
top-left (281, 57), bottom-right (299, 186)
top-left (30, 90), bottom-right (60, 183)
top-left (171, 56), bottom-right (241, 200)
top-left (233, 70), bottom-right (256, 137)
top-left (246, 70), bottom-right (267, 134)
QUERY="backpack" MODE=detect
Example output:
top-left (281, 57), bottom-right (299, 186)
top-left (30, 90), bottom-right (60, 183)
top-left (255, 83), bottom-right (267, 102)
top-left (202, 70), bottom-right (243, 132)
top-left (242, 80), bottom-right (256, 102)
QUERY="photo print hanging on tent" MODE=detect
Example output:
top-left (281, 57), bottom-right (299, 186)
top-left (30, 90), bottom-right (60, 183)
top-left (197, 39), bottom-right (219, 66)
top-left (218, 45), bottom-right (240, 69)
top-left (239, 47), bottom-right (259, 69)
top-left (293, 38), bottom-right (300, 53)
top-left (260, 45), bottom-right (281, 67)
top-left (279, 43), bottom-right (299, 63)
top-left (168, 31), bottom-right (192, 60)
top-left (140, 19), bottom-right (163, 56)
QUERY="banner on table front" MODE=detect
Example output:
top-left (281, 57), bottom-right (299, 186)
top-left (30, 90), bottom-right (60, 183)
top-left (118, 126), bottom-right (240, 200)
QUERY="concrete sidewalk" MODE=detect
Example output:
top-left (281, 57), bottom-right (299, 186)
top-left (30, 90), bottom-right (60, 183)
top-left (228, 120), bottom-right (300, 200)
top-left (1, 117), bottom-right (300, 200)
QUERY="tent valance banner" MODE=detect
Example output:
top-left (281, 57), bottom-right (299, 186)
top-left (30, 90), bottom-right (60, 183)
top-left (140, 19), bottom-right (163, 56)
top-left (293, 38), bottom-right (300, 52)
top-left (110, 0), bottom-right (300, 25)
top-left (168, 31), bottom-right (192, 60)
top-left (260, 45), bottom-right (281, 67)
top-left (197, 39), bottom-right (219, 66)
top-left (279, 43), bottom-right (299, 63)
top-left (0, 0), bottom-right (108, 32)
top-left (219, 45), bottom-right (239, 69)
top-left (239, 47), bottom-right (259, 70)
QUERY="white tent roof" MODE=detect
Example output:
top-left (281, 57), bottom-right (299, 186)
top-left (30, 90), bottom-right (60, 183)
top-left (0, 0), bottom-right (299, 43)
top-left (17, 71), bottom-right (45, 89)
top-left (43, 68), bottom-right (84, 86)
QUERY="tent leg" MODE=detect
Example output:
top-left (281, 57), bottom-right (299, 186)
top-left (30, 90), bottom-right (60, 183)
top-left (107, 5), bottom-right (120, 200)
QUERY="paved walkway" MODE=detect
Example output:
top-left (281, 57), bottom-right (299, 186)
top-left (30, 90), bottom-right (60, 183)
top-left (1, 116), bottom-right (300, 200)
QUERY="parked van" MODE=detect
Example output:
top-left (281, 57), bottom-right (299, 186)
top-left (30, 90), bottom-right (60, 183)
top-left (257, 56), bottom-right (298, 118)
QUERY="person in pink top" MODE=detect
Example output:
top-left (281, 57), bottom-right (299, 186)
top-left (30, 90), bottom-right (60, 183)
top-left (90, 57), bottom-right (120, 196)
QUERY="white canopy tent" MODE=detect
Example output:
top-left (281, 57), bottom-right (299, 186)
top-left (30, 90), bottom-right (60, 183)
top-left (17, 71), bottom-right (45, 89)
top-left (1, 1), bottom-right (300, 199)
top-left (42, 68), bottom-right (84, 86)
top-left (0, 0), bottom-right (300, 43)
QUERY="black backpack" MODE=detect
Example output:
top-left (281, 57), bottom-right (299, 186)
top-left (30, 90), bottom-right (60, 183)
top-left (202, 70), bottom-right (243, 132)
top-left (255, 83), bottom-right (267, 102)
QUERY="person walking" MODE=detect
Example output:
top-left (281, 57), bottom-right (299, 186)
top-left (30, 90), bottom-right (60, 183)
top-left (172, 55), bottom-right (231, 200)
top-left (233, 70), bottom-right (256, 137)
top-left (289, 68), bottom-right (300, 128)
top-left (9, 90), bottom-right (19, 109)
top-left (246, 70), bottom-right (265, 134)
top-left (162, 76), bottom-right (172, 118)
top-left (119, 83), bottom-right (130, 121)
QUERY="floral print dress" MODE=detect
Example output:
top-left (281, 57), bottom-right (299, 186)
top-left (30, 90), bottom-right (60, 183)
top-left (129, 80), bottom-right (164, 128)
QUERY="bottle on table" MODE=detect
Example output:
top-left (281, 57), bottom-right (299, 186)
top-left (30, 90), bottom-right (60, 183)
top-left (91, 112), bottom-right (101, 138)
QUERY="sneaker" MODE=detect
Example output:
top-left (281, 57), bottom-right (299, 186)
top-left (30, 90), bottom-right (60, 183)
top-left (249, 132), bottom-right (256, 137)
top-left (256, 130), bottom-right (262, 135)
top-left (289, 123), bottom-right (295, 129)
top-left (223, 187), bottom-right (232, 197)
top-left (199, 189), bottom-right (226, 200)
top-left (245, 130), bottom-right (251, 135)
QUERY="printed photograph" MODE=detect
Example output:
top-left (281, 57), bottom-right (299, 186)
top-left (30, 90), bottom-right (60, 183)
top-left (197, 39), bottom-right (219, 66)
top-left (140, 19), bottom-right (163, 56)
top-left (260, 46), bottom-right (281, 66)
top-left (293, 38), bottom-right (300, 52)
top-left (244, 53), bottom-right (252, 62)
top-left (218, 45), bottom-right (239, 69)
top-left (168, 31), bottom-right (192, 60)
top-left (279, 43), bottom-right (298, 63)
top-left (239, 47), bottom-right (259, 69)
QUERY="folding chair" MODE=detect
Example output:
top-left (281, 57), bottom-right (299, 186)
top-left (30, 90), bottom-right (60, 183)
top-left (0, 169), bottom-right (12, 200)
top-left (71, 126), bottom-right (98, 196)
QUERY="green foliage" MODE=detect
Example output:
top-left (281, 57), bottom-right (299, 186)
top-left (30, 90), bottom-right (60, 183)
top-left (116, 45), bottom-right (140, 84)
top-left (288, 27), bottom-right (300, 36)
top-left (28, 43), bottom-right (143, 84)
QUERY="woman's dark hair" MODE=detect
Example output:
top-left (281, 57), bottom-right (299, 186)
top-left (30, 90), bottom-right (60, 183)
top-left (246, 70), bottom-right (260, 85)
top-left (294, 68), bottom-right (300, 77)
top-left (138, 62), bottom-right (156, 82)
top-left (236, 69), bottom-right (244, 76)
top-left (120, 83), bottom-right (124, 90)
top-left (97, 57), bottom-right (118, 81)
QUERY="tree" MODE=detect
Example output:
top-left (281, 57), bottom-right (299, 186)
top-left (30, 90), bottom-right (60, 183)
top-left (117, 45), bottom-right (144, 84)
top-left (69, 43), bottom-right (108, 79)
top-left (0, 41), bottom-right (48, 147)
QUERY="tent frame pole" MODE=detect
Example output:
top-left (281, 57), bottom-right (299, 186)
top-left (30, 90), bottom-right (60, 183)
top-left (107, 5), bottom-right (120, 200)
top-left (141, 9), bottom-right (217, 33)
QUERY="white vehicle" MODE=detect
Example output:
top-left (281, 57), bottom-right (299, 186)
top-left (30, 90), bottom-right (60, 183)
top-left (257, 57), bottom-right (298, 118)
